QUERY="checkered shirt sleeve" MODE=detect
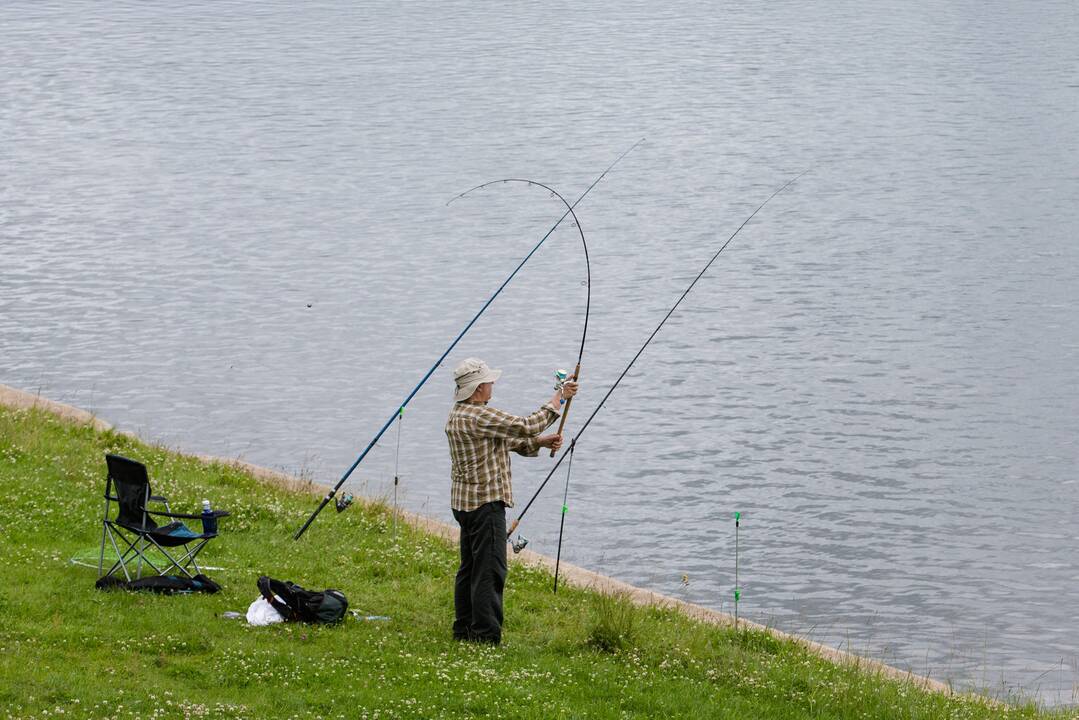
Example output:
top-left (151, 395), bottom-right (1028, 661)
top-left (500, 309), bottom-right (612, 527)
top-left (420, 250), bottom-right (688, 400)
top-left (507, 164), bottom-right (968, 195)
top-left (446, 401), bottom-right (560, 512)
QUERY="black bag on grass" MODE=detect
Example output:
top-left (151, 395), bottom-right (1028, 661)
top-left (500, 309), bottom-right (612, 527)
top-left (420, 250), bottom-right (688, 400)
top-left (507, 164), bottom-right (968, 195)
top-left (95, 573), bottom-right (221, 594)
top-left (257, 575), bottom-right (348, 624)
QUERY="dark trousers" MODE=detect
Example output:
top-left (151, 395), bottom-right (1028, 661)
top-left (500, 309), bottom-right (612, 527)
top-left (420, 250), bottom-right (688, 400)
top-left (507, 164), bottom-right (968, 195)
top-left (452, 501), bottom-right (508, 644)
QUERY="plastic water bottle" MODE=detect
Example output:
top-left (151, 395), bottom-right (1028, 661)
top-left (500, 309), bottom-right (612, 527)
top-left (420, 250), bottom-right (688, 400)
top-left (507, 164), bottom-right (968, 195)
top-left (201, 499), bottom-right (217, 535)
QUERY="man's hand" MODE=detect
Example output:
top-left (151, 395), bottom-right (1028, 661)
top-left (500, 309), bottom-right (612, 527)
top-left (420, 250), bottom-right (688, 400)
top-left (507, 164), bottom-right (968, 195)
top-left (549, 380), bottom-right (579, 408)
top-left (537, 433), bottom-right (563, 452)
top-left (561, 380), bottom-right (579, 400)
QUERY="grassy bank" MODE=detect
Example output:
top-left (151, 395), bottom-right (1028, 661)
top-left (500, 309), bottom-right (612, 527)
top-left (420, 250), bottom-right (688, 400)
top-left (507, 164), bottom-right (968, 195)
top-left (0, 404), bottom-right (1068, 719)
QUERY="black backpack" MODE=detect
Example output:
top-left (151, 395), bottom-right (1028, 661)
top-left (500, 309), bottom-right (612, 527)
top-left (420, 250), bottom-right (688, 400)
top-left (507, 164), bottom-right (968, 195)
top-left (257, 576), bottom-right (348, 624)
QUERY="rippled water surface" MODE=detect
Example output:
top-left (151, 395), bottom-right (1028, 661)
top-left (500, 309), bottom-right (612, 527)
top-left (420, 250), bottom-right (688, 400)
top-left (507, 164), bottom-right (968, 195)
top-left (3, 0), bottom-right (1078, 704)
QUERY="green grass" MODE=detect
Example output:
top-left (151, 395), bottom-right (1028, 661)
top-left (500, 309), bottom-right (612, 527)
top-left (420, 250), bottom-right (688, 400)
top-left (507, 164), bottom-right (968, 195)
top-left (0, 405), bottom-right (1071, 719)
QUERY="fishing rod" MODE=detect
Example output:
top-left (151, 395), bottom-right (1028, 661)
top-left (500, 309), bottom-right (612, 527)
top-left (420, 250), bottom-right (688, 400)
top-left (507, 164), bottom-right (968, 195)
top-left (292, 139), bottom-right (641, 540)
top-left (450, 178), bottom-right (591, 456)
top-left (509, 169), bottom-right (810, 547)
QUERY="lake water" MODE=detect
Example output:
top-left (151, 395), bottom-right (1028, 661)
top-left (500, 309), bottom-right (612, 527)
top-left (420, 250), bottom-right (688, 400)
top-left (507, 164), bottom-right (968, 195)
top-left (2, 0), bottom-right (1077, 705)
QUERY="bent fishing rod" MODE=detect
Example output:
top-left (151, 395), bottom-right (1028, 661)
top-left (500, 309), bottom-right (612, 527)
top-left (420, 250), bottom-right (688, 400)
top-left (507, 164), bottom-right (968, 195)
top-left (450, 178), bottom-right (592, 454)
top-left (292, 140), bottom-right (640, 540)
top-left (509, 169), bottom-right (810, 545)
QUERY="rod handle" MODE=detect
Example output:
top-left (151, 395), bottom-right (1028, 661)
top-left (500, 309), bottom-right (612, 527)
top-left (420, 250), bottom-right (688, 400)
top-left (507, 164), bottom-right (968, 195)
top-left (293, 491), bottom-right (335, 540)
top-left (507, 518), bottom-right (520, 538)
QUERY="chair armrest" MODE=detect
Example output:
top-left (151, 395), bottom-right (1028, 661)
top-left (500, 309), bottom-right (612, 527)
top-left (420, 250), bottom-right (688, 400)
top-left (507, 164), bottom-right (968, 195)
top-left (146, 509), bottom-right (201, 520)
top-left (148, 495), bottom-right (169, 504)
top-left (146, 509), bottom-right (230, 520)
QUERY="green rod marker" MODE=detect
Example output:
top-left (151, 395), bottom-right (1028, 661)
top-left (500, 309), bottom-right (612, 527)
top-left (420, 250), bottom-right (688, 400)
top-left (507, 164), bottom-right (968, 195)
top-left (561, 504), bottom-right (568, 515)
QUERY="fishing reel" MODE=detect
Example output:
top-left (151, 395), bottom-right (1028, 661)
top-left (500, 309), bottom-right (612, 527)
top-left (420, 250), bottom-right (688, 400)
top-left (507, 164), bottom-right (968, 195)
top-left (335, 492), bottom-right (354, 513)
top-left (509, 535), bottom-right (529, 554)
top-left (554, 368), bottom-right (569, 404)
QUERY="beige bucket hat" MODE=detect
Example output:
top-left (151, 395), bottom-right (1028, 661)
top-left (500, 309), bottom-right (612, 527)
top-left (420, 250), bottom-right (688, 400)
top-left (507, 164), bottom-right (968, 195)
top-left (453, 357), bottom-right (502, 402)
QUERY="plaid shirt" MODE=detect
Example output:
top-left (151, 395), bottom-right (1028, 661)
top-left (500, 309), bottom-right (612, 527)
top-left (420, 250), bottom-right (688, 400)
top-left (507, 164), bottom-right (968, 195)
top-left (446, 401), bottom-right (560, 511)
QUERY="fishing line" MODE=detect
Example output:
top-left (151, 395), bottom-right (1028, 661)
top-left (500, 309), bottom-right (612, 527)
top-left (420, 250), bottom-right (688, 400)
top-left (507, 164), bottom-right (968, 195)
top-left (552, 438), bottom-right (576, 592)
top-left (292, 139), bottom-right (643, 540)
top-left (393, 407), bottom-right (403, 541)
top-left (508, 169), bottom-right (810, 542)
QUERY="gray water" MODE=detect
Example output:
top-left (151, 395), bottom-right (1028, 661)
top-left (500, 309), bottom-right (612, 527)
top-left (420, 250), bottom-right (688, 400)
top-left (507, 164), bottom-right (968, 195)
top-left (2, 0), bottom-right (1077, 705)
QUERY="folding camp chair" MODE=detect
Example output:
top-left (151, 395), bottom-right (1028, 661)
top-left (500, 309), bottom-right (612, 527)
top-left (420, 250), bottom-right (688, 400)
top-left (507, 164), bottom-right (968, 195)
top-left (98, 453), bottom-right (228, 581)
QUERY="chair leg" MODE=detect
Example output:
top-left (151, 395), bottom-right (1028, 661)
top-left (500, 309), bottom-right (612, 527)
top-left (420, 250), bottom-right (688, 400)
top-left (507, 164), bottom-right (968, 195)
top-left (100, 492), bottom-right (111, 576)
top-left (103, 527), bottom-right (217, 581)
top-left (104, 527), bottom-right (133, 581)
top-left (135, 536), bottom-right (147, 579)
top-left (98, 521), bottom-right (108, 576)
top-left (104, 527), bottom-right (167, 581)
top-left (183, 541), bottom-right (208, 576)
top-left (146, 539), bottom-right (212, 578)
top-left (133, 537), bottom-right (165, 578)
top-left (146, 540), bottom-right (197, 579)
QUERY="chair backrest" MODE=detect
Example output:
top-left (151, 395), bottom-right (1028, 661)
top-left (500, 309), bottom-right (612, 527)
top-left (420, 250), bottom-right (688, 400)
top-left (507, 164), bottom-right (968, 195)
top-left (105, 454), bottom-right (157, 530)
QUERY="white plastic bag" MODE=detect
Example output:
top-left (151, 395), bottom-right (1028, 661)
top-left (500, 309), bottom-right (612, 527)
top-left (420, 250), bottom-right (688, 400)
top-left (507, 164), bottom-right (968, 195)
top-left (246, 596), bottom-right (285, 626)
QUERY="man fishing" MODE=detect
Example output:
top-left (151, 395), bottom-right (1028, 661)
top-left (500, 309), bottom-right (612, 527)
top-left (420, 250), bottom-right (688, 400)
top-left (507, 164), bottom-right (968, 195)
top-left (446, 357), bottom-right (579, 644)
